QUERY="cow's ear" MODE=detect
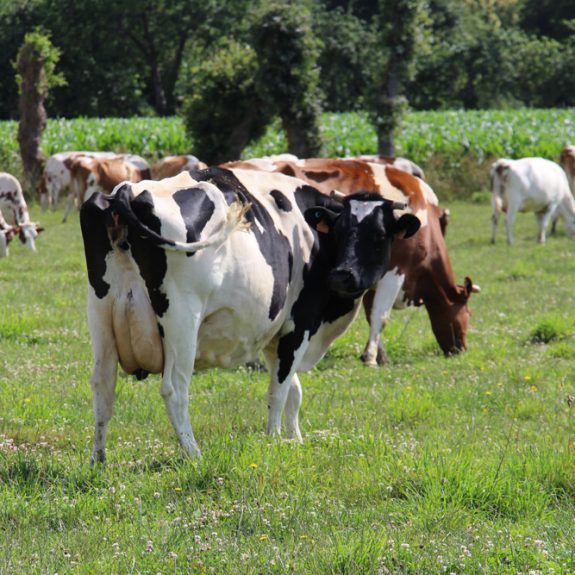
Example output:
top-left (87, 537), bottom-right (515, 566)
top-left (304, 207), bottom-right (339, 234)
top-left (393, 213), bottom-right (420, 239)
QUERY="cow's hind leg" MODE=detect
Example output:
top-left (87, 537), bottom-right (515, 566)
top-left (88, 300), bottom-right (119, 465)
top-left (160, 324), bottom-right (201, 458)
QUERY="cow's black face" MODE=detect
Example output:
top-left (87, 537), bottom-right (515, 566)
top-left (306, 192), bottom-right (420, 298)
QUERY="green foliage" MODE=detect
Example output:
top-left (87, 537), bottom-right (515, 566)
top-left (529, 316), bottom-right (572, 345)
top-left (313, 6), bottom-right (376, 112)
top-left (181, 41), bottom-right (269, 164)
top-left (252, 2), bottom-right (324, 157)
top-left (14, 29), bottom-right (65, 96)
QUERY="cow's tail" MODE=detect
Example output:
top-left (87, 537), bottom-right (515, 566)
top-left (111, 184), bottom-right (251, 254)
top-left (491, 159), bottom-right (510, 213)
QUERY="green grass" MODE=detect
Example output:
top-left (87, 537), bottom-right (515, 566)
top-left (1, 196), bottom-right (575, 573)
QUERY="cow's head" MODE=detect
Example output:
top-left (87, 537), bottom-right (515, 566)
top-left (305, 191), bottom-right (421, 298)
top-left (430, 277), bottom-right (480, 356)
top-left (17, 222), bottom-right (44, 252)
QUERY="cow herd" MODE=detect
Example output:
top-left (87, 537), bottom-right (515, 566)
top-left (1, 145), bottom-right (575, 461)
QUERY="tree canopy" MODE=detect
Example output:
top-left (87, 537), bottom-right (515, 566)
top-left (0, 0), bottom-right (573, 120)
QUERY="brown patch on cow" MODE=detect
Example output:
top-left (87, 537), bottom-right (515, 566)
top-left (152, 156), bottom-right (189, 179)
top-left (385, 166), bottom-right (426, 212)
top-left (279, 164), bottom-right (296, 177)
top-left (495, 162), bottom-right (510, 180)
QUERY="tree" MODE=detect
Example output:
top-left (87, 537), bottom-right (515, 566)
top-left (15, 30), bottom-right (65, 195)
top-left (313, 6), bottom-right (377, 112)
top-left (367, 0), bottom-right (424, 156)
top-left (252, 2), bottom-right (324, 158)
top-left (181, 41), bottom-right (270, 164)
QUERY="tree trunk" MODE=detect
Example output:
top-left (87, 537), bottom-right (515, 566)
top-left (17, 43), bottom-right (47, 197)
top-left (377, 56), bottom-right (400, 157)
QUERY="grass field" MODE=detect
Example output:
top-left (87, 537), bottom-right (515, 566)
top-left (1, 193), bottom-right (574, 574)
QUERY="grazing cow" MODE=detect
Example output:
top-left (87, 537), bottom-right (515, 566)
top-left (42, 151), bottom-right (150, 215)
top-left (0, 211), bottom-right (16, 257)
top-left (81, 168), bottom-right (420, 462)
top-left (151, 155), bottom-right (208, 179)
top-left (490, 157), bottom-right (575, 244)
top-left (346, 155), bottom-right (426, 180)
top-left (559, 145), bottom-right (575, 195)
top-left (0, 172), bottom-right (43, 251)
top-left (224, 158), bottom-right (477, 363)
top-left (63, 156), bottom-right (145, 222)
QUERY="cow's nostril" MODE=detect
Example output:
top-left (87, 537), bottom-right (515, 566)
top-left (329, 268), bottom-right (358, 294)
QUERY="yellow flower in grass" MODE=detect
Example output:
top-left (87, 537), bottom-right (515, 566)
top-left (524, 375), bottom-right (532, 381)
top-left (259, 535), bottom-right (268, 541)
top-left (250, 463), bottom-right (258, 470)
top-left (174, 487), bottom-right (182, 492)
top-left (530, 385), bottom-right (538, 393)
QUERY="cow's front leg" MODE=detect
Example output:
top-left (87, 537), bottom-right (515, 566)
top-left (361, 271), bottom-right (405, 367)
top-left (284, 375), bottom-right (303, 442)
top-left (263, 348), bottom-right (303, 438)
top-left (535, 205), bottom-right (555, 244)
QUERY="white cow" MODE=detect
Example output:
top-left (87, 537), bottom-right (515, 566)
top-left (490, 157), bottom-right (575, 244)
top-left (0, 172), bottom-right (42, 251)
top-left (560, 145), bottom-right (575, 195)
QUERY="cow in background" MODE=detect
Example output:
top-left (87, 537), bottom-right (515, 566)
top-left (0, 210), bottom-right (16, 257)
top-left (346, 155), bottom-right (426, 180)
top-left (490, 157), bottom-right (575, 244)
top-left (42, 151), bottom-right (150, 215)
top-left (0, 172), bottom-right (43, 252)
top-left (559, 145), bottom-right (575, 195)
top-left (63, 156), bottom-right (145, 222)
top-left (151, 155), bottom-right (207, 179)
top-left (224, 157), bottom-right (477, 363)
top-left (80, 168), bottom-right (419, 461)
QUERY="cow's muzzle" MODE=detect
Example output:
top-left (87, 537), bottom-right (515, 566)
top-left (328, 268), bottom-right (363, 298)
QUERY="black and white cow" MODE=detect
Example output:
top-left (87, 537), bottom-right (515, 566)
top-left (80, 168), bottom-right (420, 462)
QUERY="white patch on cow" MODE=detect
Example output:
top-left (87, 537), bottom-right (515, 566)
top-left (349, 199), bottom-right (384, 222)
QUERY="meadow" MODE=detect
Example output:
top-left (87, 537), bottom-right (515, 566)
top-left (1, 185), bottom-right (575, 573)
top-left (1, 110), bottom-right (575, 573)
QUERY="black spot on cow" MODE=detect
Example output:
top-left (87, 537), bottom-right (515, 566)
top-left (80, 192), bottom-right (113, 298)
top-left (192, 167), bottom-right (293, 321)
top-left (126, 190), bottom-right (170, 317)
top-left (173, 185), bottom-right (215, 257)
top-left (270, 189), bottom-right (292, 212)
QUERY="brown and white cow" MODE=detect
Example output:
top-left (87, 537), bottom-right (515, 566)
top-left (0, 172), bottom-right (43, 252)
top-left (42, 151), bottom-right (150, 217)
top-left (151, 155), bottom-right (208, 180)
top-left (560, 145), bottom-right (575, 195)
top-left (63, 156), bottom-right (145, 222)
top-left (223, 158), bottom-right (478, 363)
top-left (346, 155), bottom-right (426, 180)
